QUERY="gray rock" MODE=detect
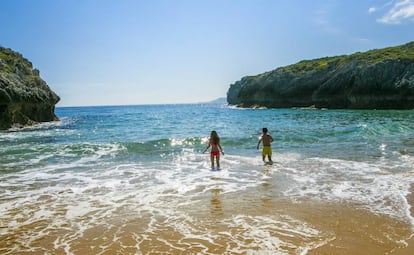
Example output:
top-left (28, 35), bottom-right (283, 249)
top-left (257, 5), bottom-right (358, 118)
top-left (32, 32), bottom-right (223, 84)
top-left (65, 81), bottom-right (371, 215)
top-left (0, 47), bottom-right (60, 129)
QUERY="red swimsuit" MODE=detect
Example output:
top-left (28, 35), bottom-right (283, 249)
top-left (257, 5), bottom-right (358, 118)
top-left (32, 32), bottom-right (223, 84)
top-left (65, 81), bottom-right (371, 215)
top-left (211, 150), bottom-right (220, 156)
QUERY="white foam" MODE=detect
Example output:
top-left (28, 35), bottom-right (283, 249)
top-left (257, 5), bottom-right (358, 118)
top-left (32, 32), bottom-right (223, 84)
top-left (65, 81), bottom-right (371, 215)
top-left (7, 120), bottom-right (62, 132)
top-left (280, 156), bottom-right (414, 225)
top-left (1, 149), bottom-right (414, 253)
top-left (221, 214), bottom-right (333, 254)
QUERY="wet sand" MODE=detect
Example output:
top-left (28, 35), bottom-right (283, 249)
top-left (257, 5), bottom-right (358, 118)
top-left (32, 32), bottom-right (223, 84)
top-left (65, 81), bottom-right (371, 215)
top-left (222, 187), bottom-right (414, 255)
top-left (388, 184), bottom-right (414, 255)
top-left (255, 179), bottom-right (414, 255)
top-left (390, 238), bottom-right (414, 255)
top-left (1, 179), bottom-right (413, 254)
top-left (206, 183), bottom-right (414, 255)
top-left (301, 201), bottom-right (412, 255)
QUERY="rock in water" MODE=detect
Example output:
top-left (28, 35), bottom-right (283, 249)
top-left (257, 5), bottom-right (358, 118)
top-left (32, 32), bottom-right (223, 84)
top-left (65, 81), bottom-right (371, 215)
top-left (0, 47), bottom-right (60, 130)
top-left (227, 42), bottom-right (414, 109)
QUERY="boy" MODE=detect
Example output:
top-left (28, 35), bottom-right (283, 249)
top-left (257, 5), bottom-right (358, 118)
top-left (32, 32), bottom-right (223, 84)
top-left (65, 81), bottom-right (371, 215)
top-left (257, 128), bottom-right (273, 163)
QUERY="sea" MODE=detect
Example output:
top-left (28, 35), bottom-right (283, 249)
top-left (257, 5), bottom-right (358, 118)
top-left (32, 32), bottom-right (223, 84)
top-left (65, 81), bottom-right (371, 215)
top-left (1, 103), bottom-right (414, 254)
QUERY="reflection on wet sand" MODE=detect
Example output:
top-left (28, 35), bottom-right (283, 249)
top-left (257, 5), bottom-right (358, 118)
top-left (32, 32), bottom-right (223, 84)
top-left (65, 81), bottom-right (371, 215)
top-left (210, 188), bottom-right (224, 218)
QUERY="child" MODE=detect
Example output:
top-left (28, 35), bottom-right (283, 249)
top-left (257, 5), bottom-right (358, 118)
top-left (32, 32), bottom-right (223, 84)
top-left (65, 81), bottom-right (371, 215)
top-left (257, 127), bottom-right (273, 163)
top-left (203, 130), bottom-right (224, 170)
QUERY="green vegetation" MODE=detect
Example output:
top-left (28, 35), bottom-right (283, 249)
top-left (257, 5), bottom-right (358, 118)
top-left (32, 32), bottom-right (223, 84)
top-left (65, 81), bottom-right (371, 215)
top-left (0, 46), bottom-right (33, 74)
top-left (356, 41), bottom-right (414, 62)
top-left (0, 46), bottom-right (39, 83)
top-left (279, 41), bottom-right (414, 75)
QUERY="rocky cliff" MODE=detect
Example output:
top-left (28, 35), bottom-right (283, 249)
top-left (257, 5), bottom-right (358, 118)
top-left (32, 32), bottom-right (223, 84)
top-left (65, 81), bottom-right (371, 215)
top-left (0, 47), bottom-right (60, 129)
top-left (227, 42), bottom-right (414, 109)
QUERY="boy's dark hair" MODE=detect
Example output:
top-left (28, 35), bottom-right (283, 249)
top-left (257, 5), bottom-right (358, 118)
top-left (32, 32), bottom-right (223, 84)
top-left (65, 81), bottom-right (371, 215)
top-left (262, 128), bottom-right (268, 133)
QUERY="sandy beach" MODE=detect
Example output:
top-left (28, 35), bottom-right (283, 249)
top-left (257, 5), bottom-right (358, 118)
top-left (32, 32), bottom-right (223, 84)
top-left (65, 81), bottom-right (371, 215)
top-left (389, 184), bottom-right (414, 255)
top-left (2, 183), bottom-right (413, 255)
top-left (308, 183), bottom-right (414, 255)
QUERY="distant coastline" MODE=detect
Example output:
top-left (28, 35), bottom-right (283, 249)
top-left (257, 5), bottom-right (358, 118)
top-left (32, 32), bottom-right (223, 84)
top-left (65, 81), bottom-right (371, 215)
top-left (202, 97), bottom-right (227, 104)
top-left (55, 98), bottom-right (229, 109)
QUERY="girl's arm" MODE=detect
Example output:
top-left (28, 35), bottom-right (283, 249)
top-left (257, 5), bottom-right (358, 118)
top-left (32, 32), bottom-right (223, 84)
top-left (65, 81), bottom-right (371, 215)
top-left (203, 143), bottom-right (210, 153)
top-left (219, 144), bottom-right (224, 155)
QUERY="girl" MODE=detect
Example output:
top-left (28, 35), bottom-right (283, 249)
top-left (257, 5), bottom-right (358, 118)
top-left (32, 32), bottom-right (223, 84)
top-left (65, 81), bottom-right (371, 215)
top-left (203, 130), bottom-right (224, 170)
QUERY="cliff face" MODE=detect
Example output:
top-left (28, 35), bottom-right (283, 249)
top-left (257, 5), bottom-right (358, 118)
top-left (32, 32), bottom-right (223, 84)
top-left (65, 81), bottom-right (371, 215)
top-left (227, 42), bottom-right (414, 109)
top-left (0, 47), bottom-right (60, 129)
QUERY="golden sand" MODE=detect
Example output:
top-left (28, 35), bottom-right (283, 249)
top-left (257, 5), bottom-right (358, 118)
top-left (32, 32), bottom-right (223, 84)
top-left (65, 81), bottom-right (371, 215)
top-left (388, 184), bottom-right (414, 255)
top-left (1, 182), bottom-right (413, 254)
top-left (221, 185), bottom-right (414, 255)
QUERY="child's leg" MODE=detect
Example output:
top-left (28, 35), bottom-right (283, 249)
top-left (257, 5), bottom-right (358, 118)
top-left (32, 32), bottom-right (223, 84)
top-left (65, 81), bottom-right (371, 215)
top-left (216, 155), bottom-right (220, 168)
top-left (210, 154), bottom-right (215, 168)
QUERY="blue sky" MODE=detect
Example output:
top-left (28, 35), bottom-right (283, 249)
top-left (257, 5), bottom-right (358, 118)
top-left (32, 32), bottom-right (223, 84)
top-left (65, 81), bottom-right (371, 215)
top-left (1, 0), bottom-right (414, 106)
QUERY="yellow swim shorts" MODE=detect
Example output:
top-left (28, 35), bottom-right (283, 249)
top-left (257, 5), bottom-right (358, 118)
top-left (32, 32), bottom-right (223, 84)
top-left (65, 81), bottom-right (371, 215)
top-left (262, 146), bottom-right (272, 156)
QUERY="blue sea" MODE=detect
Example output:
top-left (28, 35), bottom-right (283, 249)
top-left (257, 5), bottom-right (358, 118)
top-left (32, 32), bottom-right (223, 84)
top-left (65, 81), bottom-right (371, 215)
top-left (1, 103), bottom-right (414, 254)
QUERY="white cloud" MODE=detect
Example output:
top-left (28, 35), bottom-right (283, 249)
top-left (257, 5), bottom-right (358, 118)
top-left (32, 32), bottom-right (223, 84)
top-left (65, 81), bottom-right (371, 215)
top-left (313, 9), bottom-right (340, 34)
top-left (368, 7), bottom-right (377, 13)
top-left (378, 0), bottom-right (414, 24)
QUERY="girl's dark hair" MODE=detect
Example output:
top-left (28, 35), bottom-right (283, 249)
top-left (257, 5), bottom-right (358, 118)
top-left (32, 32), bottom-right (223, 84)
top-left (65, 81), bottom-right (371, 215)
top-left (211, 130), bottom-right (220, 145)
top-left (263, 128), bottom-right (268, 133)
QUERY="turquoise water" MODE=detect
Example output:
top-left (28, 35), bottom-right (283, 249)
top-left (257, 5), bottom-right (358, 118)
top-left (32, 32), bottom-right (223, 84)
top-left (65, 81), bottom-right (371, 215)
top-left (3, 104), bottom-right (413, 168)
top-left (1, 103), bottom-right (414, 253)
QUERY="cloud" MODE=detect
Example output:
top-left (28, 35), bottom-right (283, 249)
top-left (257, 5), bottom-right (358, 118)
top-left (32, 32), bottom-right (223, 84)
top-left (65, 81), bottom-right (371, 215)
top-left (368, 7), bottom-right (377, 13)
top-left (313, 9), bottom-right (341, 34)
top-left (378, 0), bottom-right (414, 24)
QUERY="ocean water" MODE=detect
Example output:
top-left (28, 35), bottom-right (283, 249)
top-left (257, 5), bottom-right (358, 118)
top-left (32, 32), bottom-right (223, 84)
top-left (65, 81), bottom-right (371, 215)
top-left (1, 103), bottom-right (414, 254)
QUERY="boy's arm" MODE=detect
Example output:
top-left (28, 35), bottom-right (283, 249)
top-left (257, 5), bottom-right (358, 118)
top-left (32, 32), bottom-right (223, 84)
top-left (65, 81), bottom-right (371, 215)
top-left (257, 138), bottom-right (262, 149)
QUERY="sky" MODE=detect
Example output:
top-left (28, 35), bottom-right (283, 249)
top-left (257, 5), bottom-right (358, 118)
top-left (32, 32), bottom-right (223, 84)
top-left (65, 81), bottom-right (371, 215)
top-left (1, 0), bottom-right (414, 106)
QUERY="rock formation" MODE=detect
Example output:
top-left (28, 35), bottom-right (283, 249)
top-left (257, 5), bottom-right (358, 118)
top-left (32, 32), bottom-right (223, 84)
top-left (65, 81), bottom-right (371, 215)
top-left (0, 46), bottom-right (60, 129)
top-left (227, 42), bottom-right (414, 109)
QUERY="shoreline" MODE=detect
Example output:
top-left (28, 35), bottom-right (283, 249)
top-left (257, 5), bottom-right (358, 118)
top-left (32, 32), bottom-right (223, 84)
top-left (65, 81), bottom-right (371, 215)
top-left (1, 180), bottom-right (413, 254)
top-left (389, 184), bottom-right (414, 254)
top-left (236, 183), bottom-right (414, 254)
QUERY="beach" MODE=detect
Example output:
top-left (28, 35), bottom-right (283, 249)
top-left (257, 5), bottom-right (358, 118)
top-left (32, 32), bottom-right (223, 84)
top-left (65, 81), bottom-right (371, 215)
top-left (1, 104), bottom-right (413, 254)
top-left (1, 178), bottom-right (412, 254)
